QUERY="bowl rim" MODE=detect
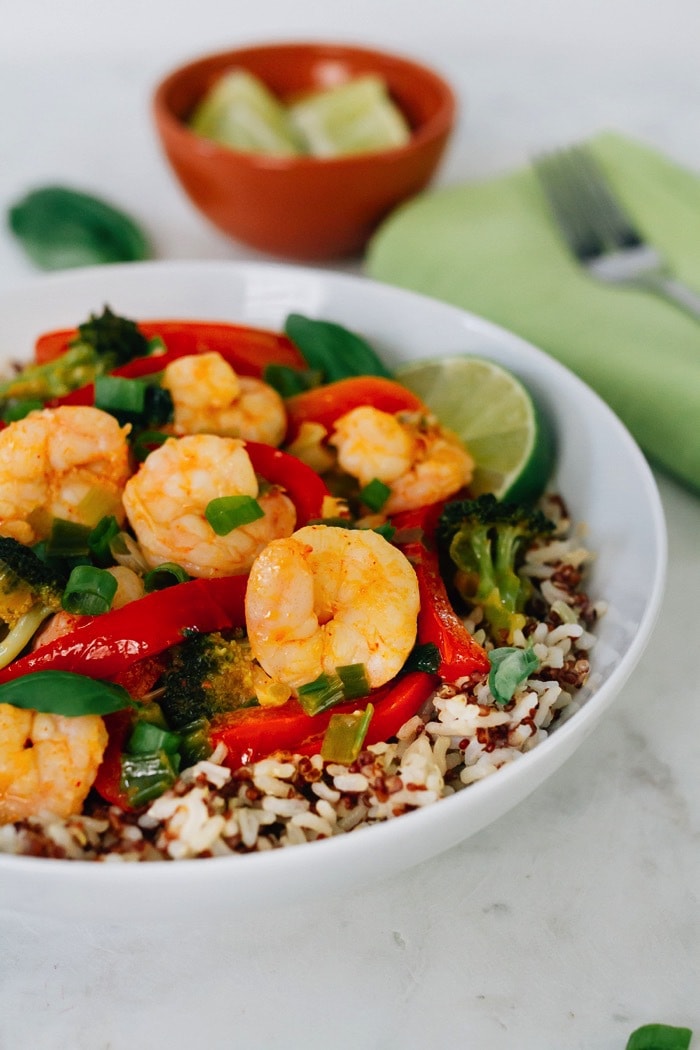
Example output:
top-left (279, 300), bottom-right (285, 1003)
top-left (152, 39), bottom-right (458, 170)
top-left (0, 259), bottom-right (667, 915)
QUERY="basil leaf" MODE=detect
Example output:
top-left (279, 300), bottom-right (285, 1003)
top-left (402, 642), bottom-right (440, 675)
top-left (284, 313), bottom-right (392, 382)
top-left (0, 670), bottom-right (135, 716)
top-left (488, 646), bottom-right (539, 705)
top-left (8, 186), bottom-right (151, 270)
top-left (626, 1024), bottom-right (693, 1050)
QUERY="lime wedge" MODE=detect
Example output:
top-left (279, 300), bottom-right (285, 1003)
top-left (288, 75), bottom-right (411, 157)
top-left (189, 70), bottom-right (304, 156)
top-left (395, 356), bottom-right (555, 502)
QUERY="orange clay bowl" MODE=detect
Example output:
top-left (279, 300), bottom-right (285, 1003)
top-left (152, 41), bottom-right (457, 260)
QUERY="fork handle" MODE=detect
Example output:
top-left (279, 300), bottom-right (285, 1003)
top-left (640, 274), bottom-right (700, 322)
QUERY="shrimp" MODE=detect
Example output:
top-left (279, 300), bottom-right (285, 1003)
top-left (123, 434), bottom-right (296, 578)
top-left (245, 524), bottom-right (419, 691)
top-left (330, 406), bottom-right (474, 515)
top-left (162, 352), bottom-right (287, 447)
top-left (0, 703), bottom-right (108, 824)
top-left (0, 405), bottom-right (131, 545)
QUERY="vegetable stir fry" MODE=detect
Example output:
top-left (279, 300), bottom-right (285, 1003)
top-left (0, 308), bottom-right (602, 858)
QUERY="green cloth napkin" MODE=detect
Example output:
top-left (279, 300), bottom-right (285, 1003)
top-left (366, 131), bottom-right (700, 495)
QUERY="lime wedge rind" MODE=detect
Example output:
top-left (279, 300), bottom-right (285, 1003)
top-left (395, 355), bottom-right (555, 502)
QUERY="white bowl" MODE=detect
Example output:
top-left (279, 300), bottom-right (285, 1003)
top-left (0, 260), bottom-right (666, 920)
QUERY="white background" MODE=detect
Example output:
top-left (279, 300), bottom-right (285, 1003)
top-left (0, 2), bottom-right (699, 1048)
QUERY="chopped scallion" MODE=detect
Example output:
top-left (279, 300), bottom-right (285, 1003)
top-left (359, 478), bottom-right (392, 512)
top-left (126, 720), bottom-right (181, 756)
top-left (2, 399), bottom-right (43, 423)
top-left (336, 663), bottom-right (370, 700)
top-left (121, 751), bottom-right (180, 807)
top-left (297, 671), bottom-right (345, 716)
top-left (88, 515), bottom-right (120, 566)
top-left (205, 495), bottom-right (264, 535)
top-left (61, 564), bottom-right (118, 615)
top-left (144, 562), bottom-right (190, 592)
top-left (321, 704), bottom-right (374, 764)
top-left (46, 518), bottom-right (92, 558)
top-left (95, 374), bottom-right (147, 417)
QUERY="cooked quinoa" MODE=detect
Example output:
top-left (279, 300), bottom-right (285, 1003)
top-left (0, 495), bottom-right (605, 862)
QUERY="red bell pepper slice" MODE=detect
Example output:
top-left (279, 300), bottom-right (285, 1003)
top-left (210, 670), bottom-right (436, 770)
top-left (243, 441), bottom-right (329, 526)
top-left (0, 575), bottom-right (248, 685)
top-left (393, 503), bottom-right (490, 681)
top-left (92, 710), bottom-right (135, 810)
top-left (284, 375), bottom-right (425, 444)
top-left (34, 319), bottom-right (305, 376)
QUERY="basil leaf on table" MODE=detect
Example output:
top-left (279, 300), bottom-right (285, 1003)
top-left (626, 1024), bottom-right (693, 1050)
top-left (8, 185), bottom-right (151, 270)
top-left (284, 313), bottom-right (393, 382)
top-left (0, 670), bottom-right (136, 716)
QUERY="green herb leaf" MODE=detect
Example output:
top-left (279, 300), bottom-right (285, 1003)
top-left (8, 186), bottom-right (151, 270)
top-left (0, 670), bottom-right (135, 716)
top-left (262, 363), bottom-right (322, 397)
top-left (488, 646), bottom-right (539, 705)
top-left (402, 642), bottom-right (440, 675)
top-left (626, 1024), bottom-right (693, 1050)
top-left (284, 313), bottom-right (392, 382)
top-left (205, 495), bottom-right (265, 535)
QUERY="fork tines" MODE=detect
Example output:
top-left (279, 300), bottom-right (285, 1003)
top-left (533, 145), bottom-right (642, 259)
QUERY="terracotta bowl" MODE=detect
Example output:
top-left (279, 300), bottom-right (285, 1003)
top-left (152, 41), bottom-right (457, 260)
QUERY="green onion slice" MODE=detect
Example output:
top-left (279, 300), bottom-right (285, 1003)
top-left (121, 751), bottom-right (180, 807)
top-left (360, 478), bottom-right (392, 512)
top-left (321, 704), bottom-right (374, 764)
top-left (2, 399), bottom-right (44, 423)
top-left (0, 670), bottom-right (135, 716)
top-left (88, 515), bottom-right (120, 566)
top-left (205, 495), bottom-right (264, 535)
top-left (144, 562), bottom-right (190, 592)
top-left (297, 672), bottom-right (346, 716)
top-left (95, 374), bottom-right (147, 417)
top-left (62, 564), bottom-right (118, 615)
top-left (126, 720), bottom-right (181, 756)
top-left (336, 663), bottom-right (370, 701)
top-left (488, 646), bottom-right (540, 705)
top-left (46, 518), bottom-right (92, 558)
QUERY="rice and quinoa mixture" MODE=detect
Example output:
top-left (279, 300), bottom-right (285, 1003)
top-left (0, 494), bottom-right (605, 862)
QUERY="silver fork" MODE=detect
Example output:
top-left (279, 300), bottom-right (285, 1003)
top-left (533, 145), bottom-right (700, 321)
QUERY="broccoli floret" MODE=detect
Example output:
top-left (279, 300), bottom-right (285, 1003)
top-left (438, 493), bottom-right (555, 644)
top-left (0, 536), bottom-right (66, 667)
top-left (159, 630), bottom-right (257, 731)
top-left (0, 305), bottom-right (151, 404)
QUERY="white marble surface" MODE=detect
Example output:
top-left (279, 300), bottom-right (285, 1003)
top-left (0, 2), bottom-right (699, 1048)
